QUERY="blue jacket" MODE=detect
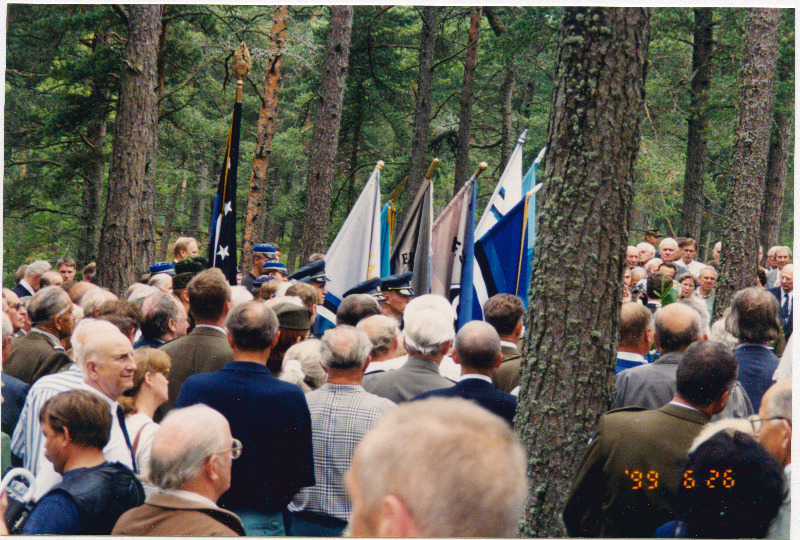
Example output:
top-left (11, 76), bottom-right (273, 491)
top-left (735, 344), bottom-right (780, 411)
top-left (413, 377), bottom-right (517, 426)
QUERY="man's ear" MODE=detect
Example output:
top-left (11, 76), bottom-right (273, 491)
top-left (377, 494), bottom-right (419, 538)
top-left (205, 454), bottom-right (221, 483)
top-left (227, 332), bottom-right (236, 350)
top-left (451, 349), bottom-right (461, 366)
top-left (270, 329), bottom-right (281, 349)
top-left (493, 352), bottom-right (503, 370)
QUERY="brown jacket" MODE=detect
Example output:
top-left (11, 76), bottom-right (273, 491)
top-left (5, 329), bottom-right (71, 385)
top-left (112, 491), bottom-right (244, 536)
top-left (491, 343), bottom-right (522, 393)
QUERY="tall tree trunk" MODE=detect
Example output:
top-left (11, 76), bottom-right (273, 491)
top-left (517, 8), bottom-right (649, 537)
top-left (759, 111), bottom-right (792, 257)
top-left (452, 7), bottom-right (482, 194)
top-left (347, 85), bottom-right (364, 213)
top-left (499, 59), bottom-right (516, 169)
top-left (300, 5), bottom-right (354, 261)
top-left (401, 6), bottom-right (438, 229)
top-left (97, 5), bottom-right (162, 295)
top-left (681, 8), bottom-right (712, 240)
top-left (713, 8), bottom-right (781, 321)
top-left (287, 202), bottom-right (306, 273)
top-left (242, 5), bottom-right (287, 274)
top-left (158, 181), bottom-right (181, 261)
top-left (189, 162), bottom-right (210, 240)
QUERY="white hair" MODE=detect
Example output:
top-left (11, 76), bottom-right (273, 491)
top-left (24, 260), bottom-right (51, 278)
top-left (403, 307), bottom-right (455, 356)
top-left (71, 318), bottom-right (122, 368)
top-left (403, 294), bottom-right (456, 327)
top-left (229, 285), bottom-right (254, 307)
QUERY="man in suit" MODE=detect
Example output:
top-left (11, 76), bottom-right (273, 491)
top-left (5, 286), bottom-right (74, 385)
top-left (563, 341), bottom-right (739, 538)
top-left (134, 292), bottom-right (189, 349)
top-left (484, 294), bottom-right (524, 393)
top-left (413, 321), bottom-right (516, 425)
top-left (363, 296), bottom-right (455, 404)
top-left (11, 260), bottom-right (51, 299)
top-left (768, 263), bottom-right (792, 340)
top-left (615, 301), bottom-right (652, 374)
top-left (160, 268), bottom-right (233, 415)
top-left (175, 300), bottom-right (314, 536)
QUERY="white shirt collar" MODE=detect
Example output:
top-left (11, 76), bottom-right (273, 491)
top-left (159, 488), bottom-right (219, 508)
top-left (193, 324), bottom-right (227, 336)
top-left (20, 280), bottom-right (35, 295)
top-left (460, 373), bottom-right (492, 384)
top-left (500, 340), bottom-right (518, 349)
top-left (616, 351), bottom-right (645, 362)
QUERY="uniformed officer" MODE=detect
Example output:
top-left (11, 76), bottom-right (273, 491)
top-left (343, 277), bottom-right (384, 300)
top-left (379, 272), bottom-right (413, 320)
top-left (262, 261), bottom-right (288, 282)
top-left (241, 244), bottom-right (275, 291)
top-left (289, 260), bottom-right (330, 306)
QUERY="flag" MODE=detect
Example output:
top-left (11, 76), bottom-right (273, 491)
top-left (324, 163), bottom-right (383, 300)
top-left (431, 175), bottom-right (478, 328)
top-left (380, 201), bottom-right (394, 277)
top-left (207, 100), bottom-right (242, 285)
top-left (391, 178), bottom-right (433, 296)
top-left (522, 146), bottom-right (546, 194)
top-left (522, 147), bottom-right (545, 258)
top-left (475, 129), bottom-right (527, 238)
top-left (473, 186), bottom-right (540, 311)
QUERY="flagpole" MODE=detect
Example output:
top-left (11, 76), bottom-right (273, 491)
top-left (425, 158), bottom-right (440, 180)
top-left (474, 161), bottom-right (488, 178)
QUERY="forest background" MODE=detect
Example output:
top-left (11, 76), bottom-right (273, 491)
top-left (2, 5), bottom-right (794, 287)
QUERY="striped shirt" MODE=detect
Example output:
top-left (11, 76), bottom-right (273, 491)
top-left (288, 384), bottom-right (395, 520)
top-left (11, 363), bottom-right (84, 472)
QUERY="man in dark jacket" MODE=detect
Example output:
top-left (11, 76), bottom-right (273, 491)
top-left (0, 389), bottom-right (143, 535)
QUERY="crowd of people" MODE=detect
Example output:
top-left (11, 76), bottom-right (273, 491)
top-left (0, 231), bottom-right (792, 537)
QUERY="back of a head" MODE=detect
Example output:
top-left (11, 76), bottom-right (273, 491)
top-left (454, 321), bottom-right (501, 370)
top-left (619, 302), bottom-right (652, 348)
top-left (226, 300), bottom-right (278, 352)
top-left (762, 378), bottom-right (791, 421)
top-left (79, 287), bottom-right (117, 316)
top-left (25, 260), bottom-right (52, 278)
top-left (69, 282), bottom-right (97, 305)
top-left (336, 294), bottom-right (381, 326)
top-left (654, 303), bottom-right (701, 352)
top-left (140, 292), bottom-right (181, 340)
top-left (28, 285), bottom-right (72, 325)
top-left (150, 404), bottom-right (228, 490)
top-left (351, 398), bottom-right (527, 537)
top-left (357, 314), bottom-right (400, 357)
top-left (40, 271), bottom-right (63, 287)
top-left (646, 271), bottom-right (673, 300)
top-left (229, 285), bottom-right (254, 307)
top-left (676, 341), bottom-right (738, 408)
top-left (403, 307), bottom-right (455, 356)
top-left (71, 318), bottom-right (121, 366)
top-left (678, 430), bottom-right (783, 538)
top-left (187, 268), bottom-right (231, 322)
top-left (725, 287), bottom-right (781, 345)
top-left (97, 299), bottom-right (144, 337)
top-left (483, 293), bottom-right (524, 337)
top-left (285, 282), bottom-right (317, 310)
top-left (279, 339), bottom-right (327, 392)
top-left (678, 296), bottom-right (710, 337)
top-left (403, 294), bottom-right (456, 328)
top-left (320, 325), bottom-right (372, 371)
top-left (39, 389), bottom-right (111, 450)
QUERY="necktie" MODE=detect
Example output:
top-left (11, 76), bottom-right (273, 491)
top-left (781, 293), bottom-right (790, 322)
top-left (116, 405), bottom-right (138, 474)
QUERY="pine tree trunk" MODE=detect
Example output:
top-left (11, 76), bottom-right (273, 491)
top-left (242, 5), bottom-right (287, 274)
top-left (713, 8), bottom-right (781, 321)
top-left (759, 110), bottom-right (792, 256)
top-left (681, 8), bottom-right (712, 240)
top-left (452, 7), bottom-right (482, 194)
top-left (158, 181), bottom-right (181, 261)
top-left (97, 5), bottom-right (162, 295)
top-left (517, 8), bottom-right (650, 537)
top-left (401, 6), bottom-right (438, 228)
top-left (499, 59), bottom-right (516, 169)
top-left (300, 5), bottom-right (353, 261)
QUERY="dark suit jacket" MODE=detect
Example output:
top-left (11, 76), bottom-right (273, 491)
top-left (175, 362), bottom-right (314, 513)
top-left (5, 330), bottom-right (72, 385)
top-left (10, 283), bottom-right (32, 298)
top-left (491, 343), bottom-right (523, 393)
top-left (735, 344), bottom-right (780, 411)
top-left (1, 373), bottom-right (29, 436)
top-left (563, 404), bottom-right (708, 538)
top-left (413, 377), bottom-right (517, 425)
top-left (159, 326), bottom-right (233, 414)
top-left (768, 286), bottom-right (792, 339)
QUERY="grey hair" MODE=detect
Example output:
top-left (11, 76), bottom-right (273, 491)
top-left (71, 319), bottom-right (122, 369)
top-left (636, 242), bottom-right (655, 255)
top-left (320, 325), bottom-right (372, 370)
top-left (141, 292), bottom-right (181, 340)
top-left (24, 260), bottom-right (51, 278)
top-left (149, 404), bottom-right (229, 490)
top-left (28, 286), bottom-right (71, 325)
top-left (763, 379), bottom-right (791, 420)
top-left (79, 287), bottom-right (117, 315)
top-left (147, 273), bottom-right (172, 292)
top-left (679, 296), bottom-right (711, 337)
top-left (2, 313), bottom-right (13, 337)
top-left (659, 237), bottom-right (678, 250)
top-left (229, 285), bottom-right (254, 307)
top-left (725, 287), bottom-right (781, 344)
top-left (279, 339), bottom-right (327, 392)
top-left (403, 307), bottom-right (455, 356)
top-left (357, 314), bottom-right (400, 357)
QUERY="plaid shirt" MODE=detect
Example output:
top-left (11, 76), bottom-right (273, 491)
top-left (288, 383), bottom-right (395, 520)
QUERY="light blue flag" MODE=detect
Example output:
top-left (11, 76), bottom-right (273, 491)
top-left (380, 201), bottom-right (394, 277)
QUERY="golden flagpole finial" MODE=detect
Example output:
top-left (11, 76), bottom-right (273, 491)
top-left (232, 42), bottom-right (251, 103)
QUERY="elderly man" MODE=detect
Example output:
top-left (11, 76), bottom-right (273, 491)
top-left (756, 379), bottom-right (791, 539)
top-left (175, 301), bottom-right (314, 536)
top-left (335, 293), bottom-right (381, 327)
top-left (56, 257), bottom-right (77, 281)
top-left (615, 301), bottom-right (653, 374)
top-left (625, 245), bottom-right (640, 269)
top-left (160, 268), bottom-right (233, 414)
top-left (564, 341), bottom-right (739, 537)
top-left (288, 326), bottom-right (395, 536)
top-left (484, 293), bottom-right (525, 393)
top-left (614, 303), bottom-right (751, 419)
top-left (694, 266), bottom-right (717, 312)
top-left (112, 404), bottom-right (245, 536)
top-left (40, 271), bottom-right (64, 288)
top-left (413, 321), bottom-right (517, 425)
top-left (768, 263), bottom-right (792, 340)
top-left (135, 292), bottom-right (189, 349)
top-left (173, 236), bottom-right (200, 263)
top-left (358, 314), bottom-right (404, 374)
top-left (5, 286), bottom-right (74, 385)
top-left (363, 299), bottom-right (455, 403)
top-left (12, 259), bottom-right (51, 298)
top-left (637, 241), bottom-right (656, 266)
top-left (658, 237), bottom-right (679, 263)
top-left (3, 288), bottom-right (27, 336)
top-left (0, 390), bottom-right (143, 535)
top-left (345, 398), bottom-right (527, 537)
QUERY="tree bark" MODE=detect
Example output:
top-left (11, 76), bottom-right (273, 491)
top-left (242, 5), bottom-right (287, 274)
top-left (158, 181), bottom-right (181, 261)
top-left (300, 5), bottom-right (354, 261)
top-left (713, 8), bottom-right (781, 321)
top-left (97, 4), bottom-right (162, 295)
top-left (452, 7), bottom-right (482, 194)
top-left (499, 59), bottom-right (516, 169)
top-left (759, 111), bottom-right (792, 257)
top-left (681, 8), bottom-right (712, 240)
top-left (401, 6), bottom-right (438, 228)
top-left (517, 8), bottom-right (650, 537)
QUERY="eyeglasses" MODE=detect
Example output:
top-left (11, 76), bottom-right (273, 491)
top-left (213, 438), bottom-right (242, 460)
top-left (7, 303), bottom-right (22, 310)
top-left (748, 415), bottom-right (791, 434)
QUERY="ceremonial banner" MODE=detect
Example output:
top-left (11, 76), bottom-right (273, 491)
top-left (324, 162), bottom-right (383, 299)
top-left (431, 175), bottom-right (478, 328)
top-left (475, 130), bottom-right (527, 238)
top-left (380, 201), bottom-right (394, 278)
top-left (390, 178), bottom-right (433, 295)
top-left (207, 99), bottom-right (242, 285)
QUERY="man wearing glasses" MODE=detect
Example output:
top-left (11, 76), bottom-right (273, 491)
top-left (113, 404), bottom-right (246, 536)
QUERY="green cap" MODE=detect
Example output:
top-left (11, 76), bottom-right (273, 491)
top-left (272, 302), bottom-right (311, 331)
